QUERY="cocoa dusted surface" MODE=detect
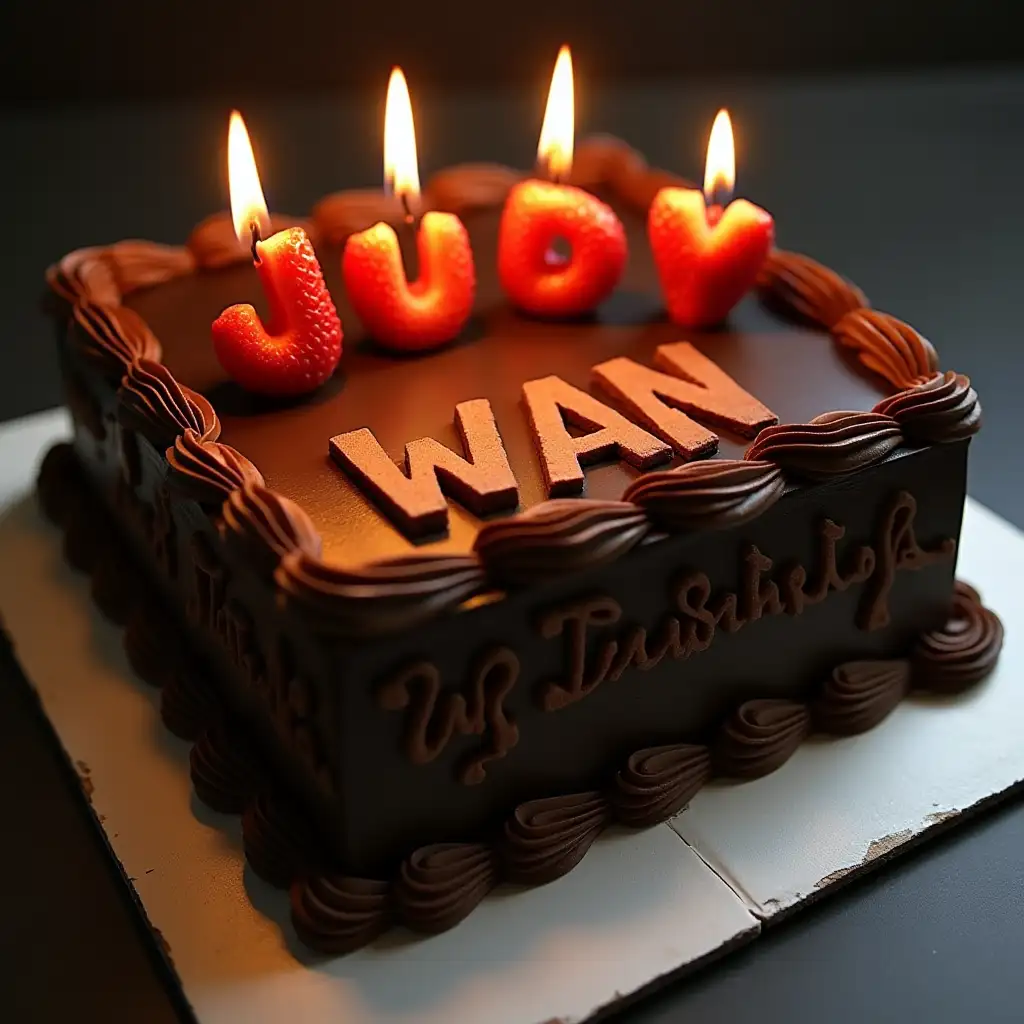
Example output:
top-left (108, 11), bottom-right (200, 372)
top-left (124, 203), bottom-right (885, 564)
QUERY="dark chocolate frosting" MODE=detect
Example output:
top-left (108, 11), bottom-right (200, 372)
top-left (166, 430), bottom-right (265, 506)
top-left (913, 581), bottom-right (1004, 693)
top-left (474, 500), bottom-right (650, 587)
top-left (275, 552), bottom-right (487, 637)
top-left (118, 358), bottom-right (219, 449)
top-left (189, 723), bottom-right (263, 814)
top-left (72, 301), bottom-right (163, 380)
top-left (714, 699), bottom-right (811, 778)
top-left (611, 743), bottom-right (712, 827)
top-left (813, 659), bottom-right (910, 735)
top-left (395, 843), bottom-right (499, 933)
top-left (757, 250), bottom-right (868, 330)
top-left (833, 310), bottom-right (940, 391)
top-left (222, 484), bottom-right (322, 574)
top-left (873, 371), bottom-right (982, 444)
top-left (160, 667), bottom-right (223, 741)
top-left (241, 792), bottom-right (322, 889)
top-left (500, 791), bottom-right (612, 884)
top-left (425, 163), bottom-right (523, 215)
top-left (187, 211), bottom-right (315, 270)
top-left (745, 411), bottom-right (902, 481)
top-left (623, 460), bottom-right (786, 531)
top-left (123, 603), bottom-right (176, 685)
top-left (290, 875), bottom-right (392, 955)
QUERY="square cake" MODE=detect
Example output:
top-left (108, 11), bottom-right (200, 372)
top-left (40, 135), bottom-right (1003, 954)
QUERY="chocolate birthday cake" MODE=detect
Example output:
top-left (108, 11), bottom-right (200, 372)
top-left (41, 135), bottom-right (1003, 954)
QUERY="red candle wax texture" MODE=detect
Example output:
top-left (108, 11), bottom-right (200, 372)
top-left (648, 187), bottom-right (774, 329)
top-left (342, 211), bottom-right (475, 352)
top-left (212, 226), bottom-right (343, 397)
top-left (498, 179), bottom-right (627, 318)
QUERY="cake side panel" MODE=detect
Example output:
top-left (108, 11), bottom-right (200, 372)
top-left (335, 442), bottom-right (967, 873)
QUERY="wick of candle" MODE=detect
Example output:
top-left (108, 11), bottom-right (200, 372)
top-left (400, 192), bottom-right (415, 227)
top-left (249, 221), bottom-right (262, 264)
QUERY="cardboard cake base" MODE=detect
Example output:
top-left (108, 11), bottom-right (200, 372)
top-left (2, 409), bottom-right (1022, 1024)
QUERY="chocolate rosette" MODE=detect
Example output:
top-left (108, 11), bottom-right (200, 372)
top-left (500, 791), bottom-right (612, 884)
top-left (123, 600), bottom-right (180, 684)
top-left (71, 301), bottom-right (163, 381)
top-left (37, 443), bottom-right (87, 528)
top-left (187, 211), bottom-right (314, 270)
top-left (312, 189), bottom-right (414, 246)
top-left (395, 843), bottom-right (499, 933)
top-left (623, 460), bottom-right (786, 532)
top-left (47, 240), bottom-right (195, 307)
top-left (757, 250), bottom-right (868, 330)
top-left (291, 875), bottom-right (392, 955)
top-left (189, 722), bottom-right (263, 814)
top-left (425, 163), bottom-right (523, 213)
top-left (813, 659), bottom-right (910, 735)
top-left (166, 430), bottom-right (266, 506)
top-left (611, 743), bottom-right (712, 827)
top-left (242, 792), bottom-right (324, 889)
top-left (275, 552), bottom-right (487, 638)
top-left (714, 699), bottom-right (811, 778)
top-left (474, 499), bottom-right (650, 587)
top-left (745, 411), bottom-right (902, 481)
top-left (873, 370), bottom-right (981, 444)
top-left (912, 581), bottom-right (1004, 694)
top-left (833, 309), bottom-right (940, 391)
top-left (221, 484), bottom-right (322, 575)
top-left (160, 666), bottom-right (223, 741)
top-left (118, 358), bottom-right (219, 449)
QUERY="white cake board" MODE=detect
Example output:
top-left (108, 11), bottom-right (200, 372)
top-left (2, 408), bottom-right (1023, 1024)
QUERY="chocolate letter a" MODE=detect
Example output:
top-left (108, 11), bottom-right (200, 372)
top-left (330, 398), bottom-right (519, 538)
top-left (592, 342), bottom-right (777, 457)
top-left (523, 375), bottom-right (672, 497)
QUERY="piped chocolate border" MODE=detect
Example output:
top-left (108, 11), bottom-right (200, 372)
top-left (37, 440), bottom-right (1004, 952)
top-left (46, 136), bottom-right (982, 641)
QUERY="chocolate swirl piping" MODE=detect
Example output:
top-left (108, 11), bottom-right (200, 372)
top-left (611, 744), bottom-right (712, 827)
top-left (873, 371), bottom-right (981, 444)
top-left (813, 660), bottom-right (910, 735)
top-left (166, 430), bottom-right (266, 506)
top-left (160, 667), bottom-right (223, 741)
top-left (501, 792), bottom-right (612, 884)
top-left (118, 358), bottom-right (219, 449)
top-left (623, 460), bottom-right (786, 531)
top-left (745, 411), bottom-right (902, 481)
top-left (834, 310), bottom-right (940, 391)
top-left (425, 163), bottom-right (523, 214)
top-left (71, 302), bottom-right (162, 380)
top-left (714, 699), bottom-right (811, 778)
top-left (290, 875), bottom-right (392, 955)
top-left (47, 241), bottom-right (195, 306)
top-left (757, 250), bottom-right (868, 330)
top-left (474, 500), bottom-right (650, 587)
top-left (276, 552), bottom-right (487, 637)
top-left (241, 792), bottom-right (323, 889)
top-left (189, 723), bottom-right (263, 814)
top-left (395, 843), bottom-right (499, 933)
top-left (913, 581), bottom-right (1004, 694)
top-left (222, 484), bottom-right (322, 574)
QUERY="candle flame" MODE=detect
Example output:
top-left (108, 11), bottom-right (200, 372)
top-left (227, 110), bottom-right (271, 247)
top-left (384, 67), bottom-right (421, 200)
top-left (703, 109), bottom-right (736, 205)
top-left (537, 45), bottom-right (574, 180)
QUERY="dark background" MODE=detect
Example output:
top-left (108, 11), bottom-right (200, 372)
top-left (2, 4), bottom-right (1024, 1023)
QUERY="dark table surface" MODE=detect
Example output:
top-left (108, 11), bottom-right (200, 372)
top-left (2, 69), bottom-right (1023, 1023)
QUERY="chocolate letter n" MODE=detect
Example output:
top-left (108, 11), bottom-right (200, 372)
top-left (522, 375), bottom-right (672, 497)
top-left (330, 398), bottom-right (519, 538)
top-left (592, 342), bottom-right (777, 457)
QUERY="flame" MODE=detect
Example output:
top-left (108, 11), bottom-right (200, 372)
top-left (537, 45), bottom-right (574, 180)
top-left (227, 110), bottom-right (271, 247)
top-left (384, 67), bottom-right (421, 199)
top-left (703, 109), bottom-right (735, 205)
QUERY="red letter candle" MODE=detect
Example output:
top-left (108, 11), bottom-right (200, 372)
top-left (649, 110), bottom-right (774, 329)
top-left (498, 46), bottom-right (626, 319)
top-left (342, 68), bottom-right (475, 353)
top-left (212, 111), bottom-right (342, 397)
